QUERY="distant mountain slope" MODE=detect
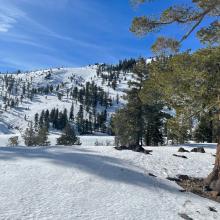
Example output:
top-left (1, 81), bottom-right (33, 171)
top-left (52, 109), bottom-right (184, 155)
top-left (0, 63), bottom-right (133, 134)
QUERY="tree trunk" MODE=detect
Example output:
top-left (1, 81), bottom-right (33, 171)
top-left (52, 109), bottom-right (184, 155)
top-left (205, 98), bottom-right (220, 193)
top-left (205, 140), bottom-right (220, 192)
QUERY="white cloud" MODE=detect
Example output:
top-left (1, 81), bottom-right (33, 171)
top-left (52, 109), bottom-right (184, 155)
top-left (0, 1), bottom-right (26, 32)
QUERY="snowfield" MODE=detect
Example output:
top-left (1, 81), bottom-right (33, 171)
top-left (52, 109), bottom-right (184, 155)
top-left (0, 138), bottom-right (219, 220)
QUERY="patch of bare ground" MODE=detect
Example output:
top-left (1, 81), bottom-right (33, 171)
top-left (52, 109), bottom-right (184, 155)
top-left (176, 176), bottom-right (220, 203)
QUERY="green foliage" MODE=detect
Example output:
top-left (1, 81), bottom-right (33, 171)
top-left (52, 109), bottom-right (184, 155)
top-left (167, 117), bottom-right (191, 144)
top-left (130, 0), bottom-right (220, 53)
top-left (141, 46), bottom-right (220, 143)
top-left (151, 37), bottom-right (180, 55)
top-left (113, 59), bottom-right (167, 146)
top-left (23, 122), bottom-right (50, 147)
top-left (113, 107), bottom-right (139, 146)
top-left (23, 122), bottom-right (38, 147)
top-left (194, 115), bottom-right (213, 142)
top-left (37, 126), bottom-right (50, 146)
top-left (197, 21), bottom-right (220, 45)
top-left (57, 124), bottom-right (81, 146)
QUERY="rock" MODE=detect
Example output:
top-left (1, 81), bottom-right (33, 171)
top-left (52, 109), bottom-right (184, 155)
top-left (177, 175), bottom-right (189, 180)
top-left (178, 147), bottom-right (189, 153)
top-left (143, 149), bottom-right (153, 154)
top-left (191, 147), bottom-right (205, 153)
top-left (114, 146), bottom-right (128, 151)
top-left (115, 145), bottom-right (152, 155)
top-left (208, 206), bottom-right (217, 212)
top-left (149, 173), bottom-right (157, 177)
top-left (173, 154), bottom-right (188, 159)
top-left (129, 145), bottom-right (152, 154)
top-left (178, 213), bottom-right (193, 220)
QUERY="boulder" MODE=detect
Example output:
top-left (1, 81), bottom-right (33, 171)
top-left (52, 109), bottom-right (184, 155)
top-left (114, 146), bottom-right (128, 151)
top-left (115, 145), bottom-right (152, 154)
top-left (178, 147), bottom-right (189, 153)
top-left (191, 147), bottom-right (205, 153)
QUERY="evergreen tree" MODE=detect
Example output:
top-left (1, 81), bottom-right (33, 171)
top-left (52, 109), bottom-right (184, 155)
top-left (69, 102), bottom-right (74, 121)
top-left (36, 126), bottom-right (50, 146)
top-left (34, 113), bottom-right (39, 130)
top-left (131, 0), bottom-right (219, 54)
top-left (141, 47), bottom-right (220, 192)
top-left (39, 110), bottom-right (45, 128)
top-left (57, 124), bottom-right (81, 145)
top-left (194, 113), bottom-right (214, 143)
top-left (76, 105), bottom-right (84, 134)
top-left (23, 122), bottom-right (37, 146)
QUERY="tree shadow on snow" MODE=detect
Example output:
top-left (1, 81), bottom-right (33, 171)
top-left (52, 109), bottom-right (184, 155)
top-left (0, 146), bottom-right (180, 194)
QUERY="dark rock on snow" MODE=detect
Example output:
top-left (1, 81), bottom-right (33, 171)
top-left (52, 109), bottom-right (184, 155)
top-left (115, 145), bottom-right (152, 154)
top-left (191, 147), bottom-right (205, 153)
top-left (178, 147), bottom-right (189, 153)
top-left (114, 146), bottom-right (128, 151)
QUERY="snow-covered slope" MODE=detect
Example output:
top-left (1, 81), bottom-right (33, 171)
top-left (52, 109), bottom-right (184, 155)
top-left (0, 141), bottom-right (219, 220)
top-left (0, 65), bottom-right (131, 134)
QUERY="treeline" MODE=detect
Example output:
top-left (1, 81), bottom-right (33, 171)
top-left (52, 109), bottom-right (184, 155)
top-left (34, 104), bottom-right (108, 135)
top-left (96, 58), bottom-right (136, 90)
top-left (21, 121), bottom-right (81, 147)
top-left (112, 58), bottom-right (170, 147)
top-left (112, 47), bottom-right (220, 146)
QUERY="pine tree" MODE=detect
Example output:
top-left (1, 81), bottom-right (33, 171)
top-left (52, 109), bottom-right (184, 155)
top-left (44, 109), bottom-right (50, 130)
top-left (69, 102), bottom-right (74, 121)
top-left (57, 123), bottom-right (80, 146)
top-left (34, 113), bottom-right (39, 130)
top-left (76, 105), bottom-right (84, 134)
top-left (39, 110), bottom-right (45, 129)
top-left (36, 126), bottom-right (50, 146)
top-left (23, 122), bottom-right (37, 146)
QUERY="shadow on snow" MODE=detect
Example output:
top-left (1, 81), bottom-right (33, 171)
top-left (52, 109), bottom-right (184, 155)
top-left (0, 146), bottom-right (181, 194)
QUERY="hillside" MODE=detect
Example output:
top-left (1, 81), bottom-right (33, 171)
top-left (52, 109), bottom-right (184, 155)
top-left (0, 61), bottom-right (134, 135)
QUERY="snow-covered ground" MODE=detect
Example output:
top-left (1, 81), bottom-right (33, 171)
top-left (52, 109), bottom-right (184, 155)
top-left (0, 137), bottom-right (219, 220)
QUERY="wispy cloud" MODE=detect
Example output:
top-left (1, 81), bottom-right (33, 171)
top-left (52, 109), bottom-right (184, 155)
top-left (0, 1), bottom-right (108, 52)
top-left (0, 1), bottom-right (26, 32)
top-left (0, 0), bottom-right (149, 71)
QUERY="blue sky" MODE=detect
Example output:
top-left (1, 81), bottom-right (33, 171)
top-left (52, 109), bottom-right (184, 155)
top-left (0, 0), bottom-right (209, 72)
